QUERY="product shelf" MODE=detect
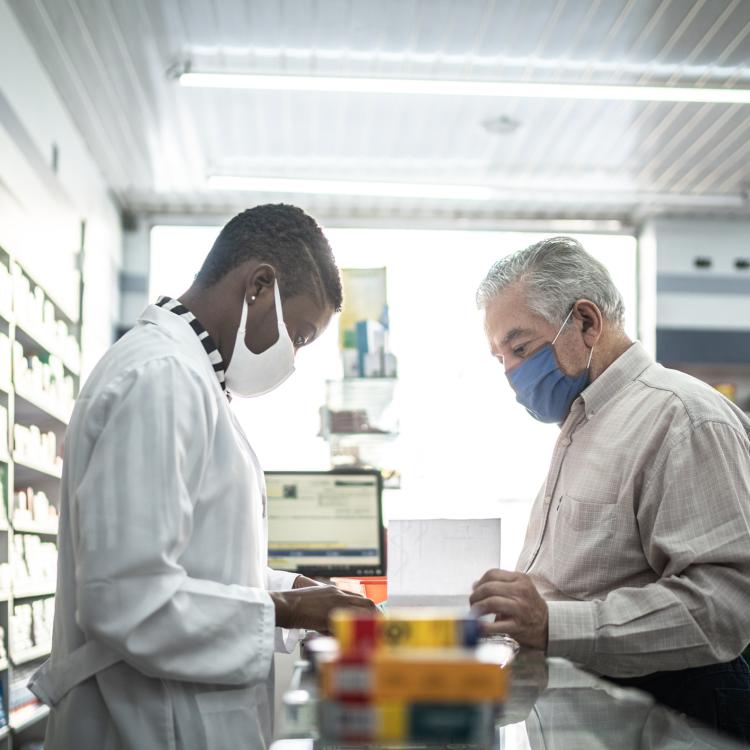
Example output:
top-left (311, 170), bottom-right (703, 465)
top-left (12, 587), bottom-right (56, 600)
top-left (14, 321), bottom-right (80, 378)
top-left (9, 703), bottom-right (49, 731)
top-left (11, 520), bottom-right (57, 537)
top-left (10, 643), bottom-right (52, 667)
top-left (14, 386), bottom-right (71, 427)
top-left (1, 247), bottom-right (80, 733)
top-left (12, 456), bottom-right (63, 481)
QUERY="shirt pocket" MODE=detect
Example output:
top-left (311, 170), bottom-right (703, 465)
top-left (551, 494), bottom-right (618, 598)
top-left (195, 684), bottom-right (268, 750)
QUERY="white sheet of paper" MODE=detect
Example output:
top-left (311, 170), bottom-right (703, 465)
top-left (387, 518), bottom-right (502, 608)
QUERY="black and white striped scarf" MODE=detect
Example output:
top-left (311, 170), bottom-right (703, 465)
top-left (156, 296), bottom-right (227, 396)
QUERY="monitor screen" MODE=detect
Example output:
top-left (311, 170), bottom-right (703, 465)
top-left (265, 470), bottom-right (384, 577)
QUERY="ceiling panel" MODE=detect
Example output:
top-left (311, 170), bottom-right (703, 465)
top-left (9, 0), bottom-right (750, 224)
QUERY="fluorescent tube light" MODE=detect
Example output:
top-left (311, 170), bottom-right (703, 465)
top-left (207, 175), bottom-right (494, 200)
top-left (181, 72), bottom-right (750, 104)
top-left (207, 175), bottom-right (746, 210)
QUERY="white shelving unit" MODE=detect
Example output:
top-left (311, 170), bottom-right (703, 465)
top-left (320, 377), bottom-right (401, 489)
top-left (0, 245), bottom-right (81, 746)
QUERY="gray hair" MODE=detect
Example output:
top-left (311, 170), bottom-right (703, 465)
top-left (476, 236), bottom-right (625, 328)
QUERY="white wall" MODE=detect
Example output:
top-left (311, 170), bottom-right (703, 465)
top-left (0, 0), bottom-right (121, 370)
top-left (643, 217), bottom-right (750, 332)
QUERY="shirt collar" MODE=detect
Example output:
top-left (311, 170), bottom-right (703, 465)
top-left (155, 296), bottom-right (228, 396)
top-left (579, 341), bottom-right (653, 419)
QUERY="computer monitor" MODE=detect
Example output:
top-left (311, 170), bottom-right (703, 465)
top-left (265, 469), bottom-right (385, 577)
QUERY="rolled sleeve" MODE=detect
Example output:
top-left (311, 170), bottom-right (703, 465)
top-left (547, 600), bottom-right (596, 665)
top-left (266, 568), bottom-right (303, 653)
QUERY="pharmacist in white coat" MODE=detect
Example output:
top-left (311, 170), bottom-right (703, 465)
top-left (29, 205), bottom-right (375, 750)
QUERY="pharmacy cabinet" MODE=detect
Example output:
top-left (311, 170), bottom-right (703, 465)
top-left (0, 245), bottom-right (81, 747)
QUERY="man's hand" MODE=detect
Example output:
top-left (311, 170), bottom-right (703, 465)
top-left (469, 569), bottom-right (549, 651)
top-left (271, 585), bottom-right (377, 633)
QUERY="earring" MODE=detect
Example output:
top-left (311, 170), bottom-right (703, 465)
top-left (249, 295), bottom-right (257, 303)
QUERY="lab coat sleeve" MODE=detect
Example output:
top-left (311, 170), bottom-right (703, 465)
top-left (74, 357), bottom-right (275, 685)
top-left (547, 420), bottom-right (750, 677)
top-left (266, 568), bottom-right (299, 592)
top-left (266, 568), bottom-right (303, 652)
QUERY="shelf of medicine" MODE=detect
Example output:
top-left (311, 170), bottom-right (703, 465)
top-left (10, 644), bottom-right (52, 667)
top-left (14, 321), bottom-right (80, 378)
top-left (14, 386), bottom-right (71, 427)
top-left (13, 253), bottom-right (79, 327)
top-left (0, 248), bottom-right (79, 741)
top-left (11, 520), bottom-right (57, 537)
top-left (327, 431), bottom-right (399, 441)
top-left (9, 703), bottom-right (49, 731)
top-left (12, 587), bottom-right (55, 600)
top-left (13, 456), bottom-right (63, 481)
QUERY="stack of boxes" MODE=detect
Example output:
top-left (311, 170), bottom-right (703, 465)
top-left (10, 596), bottom-right (55, 658)
top-left (11, 598), bottom-right (54, 656)
top-left (319, 609), bottom-right (510, 744)
top-left (32, 598), bottom-right (55, 647)
top-left (10, 605), bottom-right (33, 654)
top-left (12, 534), bottom-right (58, 592)
top-left (341, 321), bottom-right (398, 379)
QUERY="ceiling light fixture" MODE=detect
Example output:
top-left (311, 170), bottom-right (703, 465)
top-left (180, 71), bottom-right (750, 105)
top-left (207, 175), bottom-right (494, 200)
top-left (207, 175), bottom-right (747, 210)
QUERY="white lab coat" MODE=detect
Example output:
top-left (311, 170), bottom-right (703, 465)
top-left (30, 304), bottom-right (299, 750)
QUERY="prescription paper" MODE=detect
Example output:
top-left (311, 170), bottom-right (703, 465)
top-left (387, 518), bottom-right (502, 608)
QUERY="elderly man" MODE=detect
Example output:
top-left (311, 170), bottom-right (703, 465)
top-left (469, 236), bottom-right (750, 738)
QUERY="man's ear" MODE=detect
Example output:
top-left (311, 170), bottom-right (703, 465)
top-left (572, 299), bottom-right (603, 345)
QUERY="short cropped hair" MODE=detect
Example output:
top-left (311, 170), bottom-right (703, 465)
top-left (196, 204), bottom-right (343, 311)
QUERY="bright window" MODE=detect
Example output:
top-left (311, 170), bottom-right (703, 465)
top-left (150, 225), bottom-right (637, 567)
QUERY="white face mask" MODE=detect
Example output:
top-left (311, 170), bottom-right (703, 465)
top-left (224, 281), bottom-right (296, 398)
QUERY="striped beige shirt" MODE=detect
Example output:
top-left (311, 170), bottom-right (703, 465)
top-left (517, 342), bottom-right (750, 677)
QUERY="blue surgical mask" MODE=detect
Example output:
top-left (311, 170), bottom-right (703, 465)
top-left (506, 309), bottom-right (593, 424)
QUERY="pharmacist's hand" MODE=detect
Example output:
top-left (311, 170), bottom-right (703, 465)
top-left (271, 585), bottom-right (377, 633)
top-left (469, 569), bottom-right (548, 651)
top-left (292, 575), bottom-right (324, 589)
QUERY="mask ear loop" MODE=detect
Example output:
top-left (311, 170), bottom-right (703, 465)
top-left (552, 307), bottom-right (594, 371)
top-left (552, 308), bottom-right (575, 346)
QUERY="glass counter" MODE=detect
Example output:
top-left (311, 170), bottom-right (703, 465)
top-left (272, 648), bottom-right (748, 749)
